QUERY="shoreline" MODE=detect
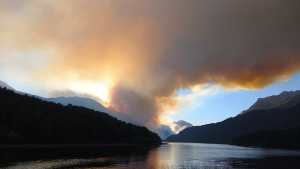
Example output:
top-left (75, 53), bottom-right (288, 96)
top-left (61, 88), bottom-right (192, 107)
top-left (166, 141), bottom-right (300, 151)
top-left (0, 143), bottom-right (161, 149)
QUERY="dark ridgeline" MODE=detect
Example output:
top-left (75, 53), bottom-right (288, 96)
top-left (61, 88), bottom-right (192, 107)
top-left (167, 91), bottom-right (300, 149)
top-left (0, 88), bottom-right (161, 145)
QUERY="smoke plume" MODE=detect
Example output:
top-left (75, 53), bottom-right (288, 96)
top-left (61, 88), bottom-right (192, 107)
top-left (1, 0), bottom-right (300, 127)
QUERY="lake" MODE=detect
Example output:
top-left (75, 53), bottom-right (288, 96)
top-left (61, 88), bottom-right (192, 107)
top-left (1, 143), bottom-right (300, 169)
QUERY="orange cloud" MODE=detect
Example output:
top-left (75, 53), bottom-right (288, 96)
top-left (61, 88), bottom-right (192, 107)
top-left (1, 0), bottom-right (300, 127)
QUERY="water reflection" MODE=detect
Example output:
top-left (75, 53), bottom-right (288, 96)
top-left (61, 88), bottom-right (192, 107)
top-left (1, 143), bottom-right (300, 169)
top-left (103, 143), bottom-right (300, 169)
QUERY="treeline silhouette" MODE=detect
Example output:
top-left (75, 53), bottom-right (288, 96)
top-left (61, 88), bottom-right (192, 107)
top-left (0, 88), bottom-right (161, 145)
top-left (233, 127), bottom-right (300, 149)
top-left (167, 93), bottom-right (300, 149)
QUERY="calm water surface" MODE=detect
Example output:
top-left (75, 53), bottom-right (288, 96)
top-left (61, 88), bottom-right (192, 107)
top-left (1, 143), bottom-right (300, 169)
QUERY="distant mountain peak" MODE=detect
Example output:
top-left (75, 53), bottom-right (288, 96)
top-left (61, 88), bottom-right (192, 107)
top-left (47, 96), bottom-right (109, 113)
top-left (174, 120), bottom-right (193, 134)
top-left (156, 120), bottom-right (193, 140)
top-left (247, 90), bottom-right (300, 112)
top-left (176, 120), bottom-right (192, 125)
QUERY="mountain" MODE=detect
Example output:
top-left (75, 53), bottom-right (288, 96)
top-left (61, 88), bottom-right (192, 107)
top-left (167, 90), bottom-right (300, 149)
top-left (46, 96), bottom-right (140, 124)
top-left (0, 80), bottom-right (14, 90)
top-left (0, 88), bottom-right (161, 145)
top-left (157, 125), bottom-right (174, 140)
top-left (156, 121), bottom-right (193, 139)
top-left (173, 120), bottom-right (193, 133)
top-left (46, 96), bottom-right (145, 126)
top-left (0, 81), bottom-right (186, 141)
top-left (247, 90), bottom-right (300, 112)
top-left (232, 127), bottom-right (300, 149)
top-left (47, 96), bottom-right (192, 139)
top-left (47, 96), bottom-right (109, 113)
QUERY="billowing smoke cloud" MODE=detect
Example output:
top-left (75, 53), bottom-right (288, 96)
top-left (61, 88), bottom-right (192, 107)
top-left (1, 0), bottom-right (300, 127)
top-left (109, 85), bottom-right (159, 127)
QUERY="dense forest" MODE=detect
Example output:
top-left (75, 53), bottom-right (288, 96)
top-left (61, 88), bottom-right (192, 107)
top-left (0, 88), bottom-right (161, 145)
top-left (167, 91), bottom-right (300, 149)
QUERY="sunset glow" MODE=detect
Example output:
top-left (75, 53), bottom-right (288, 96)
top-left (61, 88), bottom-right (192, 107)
top-left (69, 80), bottom-right (113, 106)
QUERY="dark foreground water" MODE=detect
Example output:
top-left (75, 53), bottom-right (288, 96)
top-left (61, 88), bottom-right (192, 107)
top-left (1, 143), bottom-right (300, 169)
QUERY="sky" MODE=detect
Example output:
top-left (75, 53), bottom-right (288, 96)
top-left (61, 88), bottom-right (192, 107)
top-left (170, 73), bottom-right (300, 125)
top-left (1, 0), bottom-right (300, 129)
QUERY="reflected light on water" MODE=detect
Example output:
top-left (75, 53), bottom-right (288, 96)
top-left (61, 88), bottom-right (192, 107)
top-left (2, 143), bottom-right (300, 169)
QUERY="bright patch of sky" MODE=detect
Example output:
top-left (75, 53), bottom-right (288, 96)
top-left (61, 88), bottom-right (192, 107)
top-left (169, 73), bottom-right (300, 126)
top-left (0, 49), bottom-right (54, 96)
